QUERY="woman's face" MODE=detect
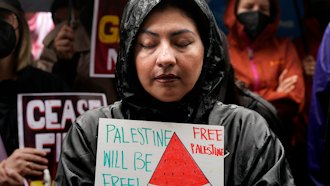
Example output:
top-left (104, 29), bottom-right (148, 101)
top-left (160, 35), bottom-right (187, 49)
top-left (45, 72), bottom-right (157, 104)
top-left (237, 0), bottom-right (270, 16)
top-left (134, 6), bottom-right (204, 102)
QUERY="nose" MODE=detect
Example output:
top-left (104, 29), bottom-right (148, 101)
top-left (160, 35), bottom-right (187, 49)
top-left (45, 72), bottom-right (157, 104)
top-left (156, 45), bottom-right (176, 68)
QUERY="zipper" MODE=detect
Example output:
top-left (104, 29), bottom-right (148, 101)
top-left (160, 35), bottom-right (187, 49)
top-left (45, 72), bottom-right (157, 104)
top-left (248, 48), bottom-right (260, 91)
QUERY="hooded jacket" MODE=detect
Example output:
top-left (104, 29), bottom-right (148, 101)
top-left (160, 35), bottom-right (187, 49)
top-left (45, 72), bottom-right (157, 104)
top-left (224, 0), bottom-right (305, 112)
top-left (55, 0), bottom-right (294, 185)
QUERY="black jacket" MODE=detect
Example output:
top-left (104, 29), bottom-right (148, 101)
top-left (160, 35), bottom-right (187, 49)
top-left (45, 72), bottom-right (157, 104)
top-left (55, 0), bottom-right (295, 185)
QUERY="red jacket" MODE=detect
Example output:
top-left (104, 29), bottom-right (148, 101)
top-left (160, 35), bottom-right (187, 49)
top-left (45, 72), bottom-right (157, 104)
top-left (224, 0), bottom-right (305, 111)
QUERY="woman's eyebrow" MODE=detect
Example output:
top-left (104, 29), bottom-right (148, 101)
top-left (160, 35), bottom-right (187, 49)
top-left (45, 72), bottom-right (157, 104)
top-left (171, 29), bottom-right (195, 37)
top-left (140, 29), bottom-right (159, 37)
top-left (140, 28), bottom-right (195, 37)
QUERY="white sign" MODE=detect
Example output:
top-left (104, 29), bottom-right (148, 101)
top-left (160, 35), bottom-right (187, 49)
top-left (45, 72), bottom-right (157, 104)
top-left (95, 118), bottom-right (224, 186)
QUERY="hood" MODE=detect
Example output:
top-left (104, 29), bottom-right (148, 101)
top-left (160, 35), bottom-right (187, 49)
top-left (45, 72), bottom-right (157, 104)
top-left (116, 0), bottom-right (230, 123)
top-left (224, 0), bottom-right (280, 46)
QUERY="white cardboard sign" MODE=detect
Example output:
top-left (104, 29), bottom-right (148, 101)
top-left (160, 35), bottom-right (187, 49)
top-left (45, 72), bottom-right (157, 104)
top-left (95, 118), bottom-right (224, 186)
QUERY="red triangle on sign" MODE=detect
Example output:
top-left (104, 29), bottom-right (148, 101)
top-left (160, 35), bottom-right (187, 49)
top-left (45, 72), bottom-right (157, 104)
top-left (148, 132), bottom-right (211, 186)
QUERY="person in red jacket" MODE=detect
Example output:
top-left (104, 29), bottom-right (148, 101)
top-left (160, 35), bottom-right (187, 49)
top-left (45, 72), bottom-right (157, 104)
top-left (224, 0), bottom-right (305, 184)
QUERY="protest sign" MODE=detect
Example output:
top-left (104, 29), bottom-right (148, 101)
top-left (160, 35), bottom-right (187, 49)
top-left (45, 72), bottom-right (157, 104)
top-left (90, 0), bottom-right (127, 77)
top-left (17, 92), bottom-right (107, 185)
top-left (95, 118), bottom-right (224, 186)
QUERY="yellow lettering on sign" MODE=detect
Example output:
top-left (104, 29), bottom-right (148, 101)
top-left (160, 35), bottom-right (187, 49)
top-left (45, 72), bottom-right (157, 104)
top-left (98, 15), bottom-right (120, 44)
top-left (30, 180), bottom-right (55, 186)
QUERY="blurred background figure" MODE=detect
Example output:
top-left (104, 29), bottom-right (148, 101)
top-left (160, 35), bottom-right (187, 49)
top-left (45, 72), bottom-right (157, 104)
top-left (25, 12), bottom-right (54, 61)
top-left (0, 0), bottom-right (68, 185)
top-left (37, 0), bottom-right (119, 104)
top-left (223, 0), bottom-right (305, 184)
top-left (293, 0), bottom-right (329, 127)
top-left (217, 38), bottom-right (285, 145)
top-left (308, 22), bottom-right (330, 186)
top-left (292, 1), bottom-right (330, 185)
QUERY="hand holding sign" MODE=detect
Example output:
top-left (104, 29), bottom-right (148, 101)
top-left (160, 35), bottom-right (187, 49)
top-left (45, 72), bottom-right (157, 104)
top-left (17, 92), bottom-right (107, 185)
top-left (3, 148), bottom-right (48, 177)
top-left (54, 24), bottom-right (75, 60)
top-left (0, 161), bottom-right (24, 186)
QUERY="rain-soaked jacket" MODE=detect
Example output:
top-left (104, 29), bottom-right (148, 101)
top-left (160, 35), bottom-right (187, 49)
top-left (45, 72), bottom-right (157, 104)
top-left (55, 0), bottom-right (295, 185)
top-left (224, 0), bottom-right (305, 112)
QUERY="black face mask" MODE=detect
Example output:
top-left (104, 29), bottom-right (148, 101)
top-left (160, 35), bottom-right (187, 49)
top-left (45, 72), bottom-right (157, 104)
top-left (0, 19), bottom-right (16, 59)
top-left (237, 11), bottom-right (271, 40)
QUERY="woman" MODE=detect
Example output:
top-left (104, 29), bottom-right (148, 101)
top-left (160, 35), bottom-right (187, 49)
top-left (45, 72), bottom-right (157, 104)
top-left (224, 0), bottom-right (306, 183)
top-left (0, 0), bottom-right (68, 185)
top-left (224, 0), bottom-right (305, 125)
top-left (56, 0), bottom-right (294, 185)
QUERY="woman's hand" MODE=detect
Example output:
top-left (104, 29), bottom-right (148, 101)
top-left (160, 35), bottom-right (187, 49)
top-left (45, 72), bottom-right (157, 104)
top-left (276, 69), bottom-right (298, 93)
top-left (0, 160), bottom-right (24, 186)
top-left (3, 148), bottom-right (48, 177)
top-left (54, 24), bottom-right (75, 60)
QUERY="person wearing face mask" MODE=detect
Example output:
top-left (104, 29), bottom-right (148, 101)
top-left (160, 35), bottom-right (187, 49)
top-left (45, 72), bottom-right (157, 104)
top-left (0, 0), bottom-right (69, 185)
top-left (224, 0), bottom-right (305, 184)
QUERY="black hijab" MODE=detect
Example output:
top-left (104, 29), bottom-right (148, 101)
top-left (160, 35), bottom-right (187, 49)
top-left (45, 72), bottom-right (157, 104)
top-left (116, 0), bottom-right (228, 124)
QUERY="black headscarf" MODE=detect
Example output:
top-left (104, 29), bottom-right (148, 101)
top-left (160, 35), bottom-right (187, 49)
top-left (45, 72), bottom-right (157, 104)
top-left (116, 0), bottom-right (229, 124)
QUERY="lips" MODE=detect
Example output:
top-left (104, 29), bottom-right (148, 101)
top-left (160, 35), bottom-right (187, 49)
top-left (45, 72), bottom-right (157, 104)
top-left (154, 74), bottom-right (180, 82)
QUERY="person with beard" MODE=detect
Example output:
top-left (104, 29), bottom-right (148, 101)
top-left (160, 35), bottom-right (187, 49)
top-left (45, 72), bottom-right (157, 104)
top-left (55, 0), bottom-right (295, 185)
top-left (0, 0), bottom-right (68, 185)
top-left (224, 0), bottom-right (305, 184)
top-left (36, 0), bottom-right (119, 105)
